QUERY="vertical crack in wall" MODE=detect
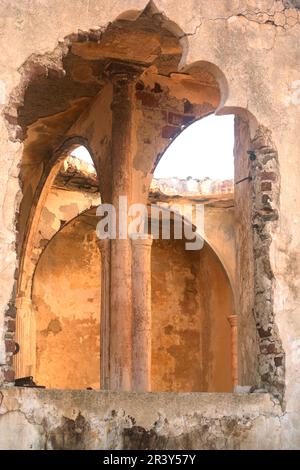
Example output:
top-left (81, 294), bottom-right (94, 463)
top-left (251, 126), bottom-right (285, 402)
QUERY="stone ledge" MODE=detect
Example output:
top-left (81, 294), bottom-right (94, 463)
top-left (0, 388), bottom-right (285, 450)
top-left (0, 388), bottom-right (281, 428)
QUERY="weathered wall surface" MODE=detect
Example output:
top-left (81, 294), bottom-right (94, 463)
top-left (149, 179), bottom-right (236, 289)
top-left (0, 388), bottom-right (293, 450)
top-left (132, 70), bottom-right (220, 204)
top-left (14, 182), bottom-right (100, 380)
top-left (22, 186), bottom-right (100, 297)
top-left (32, 208), bottom-right (233, 392)
top-left (152, 239), bottom-right (233, 392)
top-left (0, 0), bottom-right (300, 449)
top-left (33, 216), bottom-right (101, 390)
top-left (234, 116), bottom-right (258, 387)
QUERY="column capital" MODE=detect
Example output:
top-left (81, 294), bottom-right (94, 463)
top-left (228, 314), bottom-right (238, 327)
top-left (131, 234), bottom-right (153, 247)
top-left (104, 60), bottom-right (145, 84)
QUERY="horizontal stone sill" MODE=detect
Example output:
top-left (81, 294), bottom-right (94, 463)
top-left (0, 388), bottom-right (281, 428)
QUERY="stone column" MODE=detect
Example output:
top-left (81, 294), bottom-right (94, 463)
top-left (106, 62), bottom-right (143, 391)
top-left (109, 238), bottom-right (132, 390)
top-left (228, 315), bottom-right (238, 389)
top-left (131, 235), bottom-right (153, 391)
top-left (14, 297), bottom-right (36, 379)
top-left (97, 238), bottom-right (110, 389)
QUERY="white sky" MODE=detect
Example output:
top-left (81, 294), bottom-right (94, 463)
top-left (154, 114), bottom-right (234, 180)
top-left (71, 145), bottom-right (94, 164)
top-left (71, 114), bottom-right (235, 180)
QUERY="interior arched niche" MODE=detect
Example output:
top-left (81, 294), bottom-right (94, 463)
top-left (151, 235), bottom-right (233, 393)
top-left (32, 211), bottom-right (101, 390)
top-left (32, 208), bottom-right (233, 391)
top-left (14, 141), bottom-right (99, 381)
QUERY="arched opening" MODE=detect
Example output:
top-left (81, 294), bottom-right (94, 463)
top-left (149, 115), bottom-right (235, 392)
top-left (154, 114), bottom-right (234, 180)
top-left (28, 200), bottom-right (233, 392)
top-left (4, 3), bottom-right (283, 399)
top-left (33, 209), bottom-right (100, 389)
top-left (151, 222), bottom-right (234, 392)
top-left (14, 144), bottom-right (101, 386)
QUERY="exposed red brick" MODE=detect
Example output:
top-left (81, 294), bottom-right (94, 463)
top-left (135, 91), bottom-right (159, 108)
top-left (5, 339), bottom-right (15, 353)
top-left (258, 327), bottom-right (272, 338)
top-left (262, 194), bottom-right (271, 204)
top-left (260, 171), bottom-right (277, 181)
top-left (3, 113), bottom-right (18, 126)
top-left (167, 112), bottom-right (195, 126)
top-left (162, 125), bottom-right (180, 139)
top-left (184, 99), bottom-right (193, 114)
top-left (274, 356), bottom-right (283, 367)
top-left (182, 115), bottom-right (195, 126)
top-left (168, 112), bottom-right (184, 126)
top-left (261, 342), bottom-right (279, 354)
top-left (261, 181), bottom-right (272, 192)
top-left (161, 110), bottom-right (168, 122)
top-left (4, 368), bottom-right (15, 383)
top-left (267, 343), bottom-right (277, 354)
top-left (6, 319), bottom-right (15, 333)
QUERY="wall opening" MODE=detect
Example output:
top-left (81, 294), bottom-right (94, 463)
top-left (150, 115), bottom-right (235, 392)
top-left (2, 3), bottom-right (284, 400)
top-left (13, 144), bottom-right (101, 389)
top-left (32, 208), bottom-right (101, 390)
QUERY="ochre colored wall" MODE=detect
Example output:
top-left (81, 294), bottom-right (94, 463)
top-left (1, 0), bottom-right (300, 450)
top-left (33, 214), bottom-right (233, 392)
top-left (151, 239), bottom-right (233, 392)
top-left (33, 218), bottom-right (101, 389)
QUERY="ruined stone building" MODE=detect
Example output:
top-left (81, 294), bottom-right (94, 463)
top-left (0, 0), bottom-right (299, 450)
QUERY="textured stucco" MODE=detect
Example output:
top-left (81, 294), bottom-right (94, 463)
top-left (33, 216), bottom-right (101, 390)
top-left (151, 238), bottom-right (233, 392)
top-left (0, 0), bottom-right (300, 449)
top-left (30, 205), bottom-right (233, 392)
top-left (0, 387), bottom-right (295, 450)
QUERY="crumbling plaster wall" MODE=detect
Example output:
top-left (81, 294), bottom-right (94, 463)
top-left (33, 215), bottom-right (101, 390)
top-left (0, 388), bottom-right (290, 450)
top-left (0, 0), bottom-right (300, 448)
